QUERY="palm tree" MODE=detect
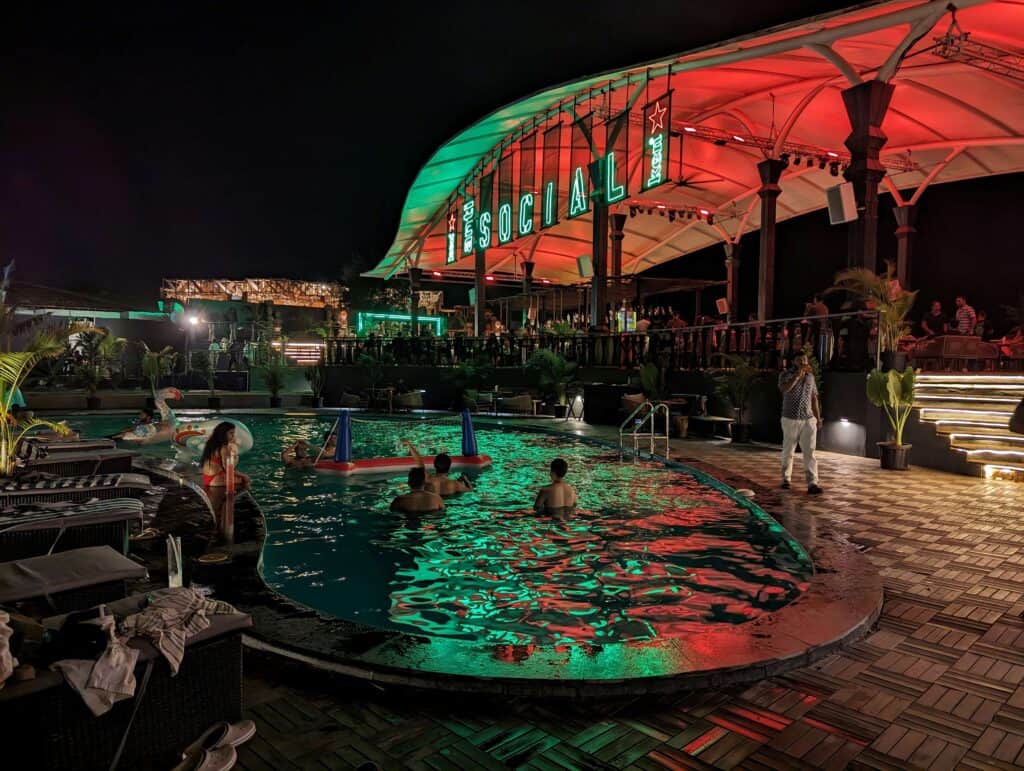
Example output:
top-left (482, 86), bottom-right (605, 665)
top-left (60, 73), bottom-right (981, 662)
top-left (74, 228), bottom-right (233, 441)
top-left (828, 261), bottom-right (917, 353)
top-left (0, 330), bottom-right (71, 475)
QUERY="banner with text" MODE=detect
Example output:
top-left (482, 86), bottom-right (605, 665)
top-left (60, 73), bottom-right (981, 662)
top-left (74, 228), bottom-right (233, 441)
top-left (446, 203), bottom-right (458, 264)
top-left (461, 184), bottom-right (476, 257)
top-left (604, 110), bottom-right (630, 205)
top-left (497, 154), bottom-right (514, 245)
top-left (568, 113), bottom-right (593, 219)
top-left (541, 123), bottom-right (561, 229)
top-left (476, 171), bottom-right (494, 252)
top-left (641, 91), bottom-right (672, 191)
top-left (518, 131), bottom-right (537, 237)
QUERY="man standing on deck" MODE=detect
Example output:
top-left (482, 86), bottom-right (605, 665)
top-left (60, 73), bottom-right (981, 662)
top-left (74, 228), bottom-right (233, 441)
top-left (778, 352), bottom-right (823, 495)
top-left (955, 295), bottom-right (977, 336)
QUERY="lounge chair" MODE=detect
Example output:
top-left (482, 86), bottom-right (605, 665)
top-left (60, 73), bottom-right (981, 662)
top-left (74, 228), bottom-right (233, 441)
top-left (394, 390), bottom-right (424, 411)
top-left (0, 545), bottom-right (147, 613)
top-left (0, 473), bottom-right (153, 508)
top-left (0, 498), bottom-right (145, 560)
top-left (0, 592), bottom-right (251, 771)
top-left (22, 449), bottom-right (136, 478)
top-left (498, 393), bottom-right (534, 414)
top-left (20, 437), bottom-right (117, 457)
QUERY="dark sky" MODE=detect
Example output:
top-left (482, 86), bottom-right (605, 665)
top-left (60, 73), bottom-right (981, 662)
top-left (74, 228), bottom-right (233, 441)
top-left (3, 1), bottom-right (838, 305)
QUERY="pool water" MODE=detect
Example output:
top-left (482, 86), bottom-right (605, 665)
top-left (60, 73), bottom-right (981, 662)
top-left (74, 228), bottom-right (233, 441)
top-left (55, 412), bottom-right (811, 647)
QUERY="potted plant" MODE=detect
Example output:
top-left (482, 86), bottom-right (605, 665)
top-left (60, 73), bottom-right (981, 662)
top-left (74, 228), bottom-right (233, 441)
top-left (867, 366), bottom-right (916, 470)
top-left (0, 331), bottom-right (72, 474)
top-left (262, 361), bottom-right (288, 407)
top-left (140, 342), bottom-right (176, 407)
top-left (444, 356), bottom-right (492, 410)
top-left (639, 362), bottom-right (666, 402)
top-left (525, 349), bottom-right (576, 417)
top-left (715, 355), bottom-right (762, 443)
top-left (305, 355), bottom-right (327, 408)
top-left (829, 261), bottom-right (917, 371)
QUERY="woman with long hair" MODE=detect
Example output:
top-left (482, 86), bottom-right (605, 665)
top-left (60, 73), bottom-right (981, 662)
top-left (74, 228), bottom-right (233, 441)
top-left (201, 421), bottom-right (251, 489)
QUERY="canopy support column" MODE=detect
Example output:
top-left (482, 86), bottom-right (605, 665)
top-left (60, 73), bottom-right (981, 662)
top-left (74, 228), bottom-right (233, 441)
top-left (723, 241), bottom-right (740, 322)
top-left (589, 162), bottom-right (608, 328)
top-left (473, 250), bottom-right (486, 336)
top-left (893, 204), bottom-right (916, 289)
top-left (757, 158), bottom-right (785, 321)
top-left (842, 80), bottom-right (894, 272)
top-left (610, 213), bottom-right (627, 280)
top-left (521, 260), bottom-right (534, 329)
top-left (408, 267), bottom-right (421, 337)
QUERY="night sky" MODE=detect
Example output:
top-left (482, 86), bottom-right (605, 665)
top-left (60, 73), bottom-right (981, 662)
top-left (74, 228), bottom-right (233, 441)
top-left (3, 1), bottom-right (835, 305)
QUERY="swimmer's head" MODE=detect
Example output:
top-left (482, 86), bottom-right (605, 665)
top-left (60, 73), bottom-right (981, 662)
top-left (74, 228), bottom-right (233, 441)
top-left (434, 453), bottom-right (452, 474)
top-left (408, 466), bottom-right (426, 490)
top-left (550, 458), bottom-right (568, 481)
top-left (140, 407), bottom-right (155, 422)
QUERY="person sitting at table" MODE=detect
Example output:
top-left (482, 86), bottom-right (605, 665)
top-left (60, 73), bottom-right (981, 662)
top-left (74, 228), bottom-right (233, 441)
top-left (402, 441), bottom-right (472, 496)
top-left (533, 458), bottom-right (577, 515)
top-left (281, 439), bottom-right (315, 468)
top-left (390, 467), bottom-right (445, 513)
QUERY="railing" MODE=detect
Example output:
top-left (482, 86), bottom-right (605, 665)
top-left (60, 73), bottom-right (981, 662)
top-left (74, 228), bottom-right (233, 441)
top-left (325, 310), bottom-right (879, 372)
top-left (619, 401), bottom-right (670, 460)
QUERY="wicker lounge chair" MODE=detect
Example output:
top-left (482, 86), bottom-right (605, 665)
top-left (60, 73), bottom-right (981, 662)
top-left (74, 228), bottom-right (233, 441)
top-left (0, 593), bottom-right (251, 771)
top-left (0, 473), bottom-right (153, 508)
top-left (0, 498), bottom-right (145, 560)
top-left (0, 545), bottom-right (147, 612)
top-left (394, 390), bottom-right (424, 411)
top-left (22, 449), bottom-right (136, 478)
top-left (21, 437), bottom-right (117, 457)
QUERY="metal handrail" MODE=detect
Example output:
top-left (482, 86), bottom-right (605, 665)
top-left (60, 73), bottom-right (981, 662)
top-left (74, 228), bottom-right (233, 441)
top-left (619, 401), bottom-right (671, 461)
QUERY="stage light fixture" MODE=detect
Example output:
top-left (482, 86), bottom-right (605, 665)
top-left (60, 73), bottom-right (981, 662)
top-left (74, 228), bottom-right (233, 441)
top-left (687, 210), bottom-right (694, 220)
top-left (629, 206), bottom-right (637, 217)
top-left (779, 152), bottom-right (791, 166)
top-left (668, 211), bottom-right (676, 222)
top-left (659, 209), bottom-right (665, 216)
top-left (706, 215), bottom-right (715, 225)
top-left (646, 208), bottom-right (653, 215)
top-left (793, 156), bottom-right (802, 166)
top-left (829, 162), bottom-right (840, 176)
top-left (818, 158), bottom-right (827, 170)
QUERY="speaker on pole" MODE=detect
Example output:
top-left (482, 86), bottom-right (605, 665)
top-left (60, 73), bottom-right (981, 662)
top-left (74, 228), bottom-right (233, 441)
top-left (715, 297), bottom-right (729, 316)
top-left (826, 182), bottom-right (858, 225)
top-left (577, 254), bottom-right (594, 278)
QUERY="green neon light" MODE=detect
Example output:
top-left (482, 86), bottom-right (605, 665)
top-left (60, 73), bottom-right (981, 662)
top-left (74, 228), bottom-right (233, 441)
top-left (518, 192), bottom-right (534, 235)
top-left (356, 311), bottom-right (444, 335)
top-left (497, 203), bottom-right (512, 244)
top-left (446, 210), bottom-right (458, 264)
top-left (477, 211), bottom-right (492, 250)
top-left (462, 199), bottom-right (476, 255)
top-left (542, 182), bottom-right (556, 227)
top-left (605, 152), bottom-right (626, 203)
top-left (646, 134), bottom-right (665, 188)
top-left (568, 167), bottom-right (588, 218)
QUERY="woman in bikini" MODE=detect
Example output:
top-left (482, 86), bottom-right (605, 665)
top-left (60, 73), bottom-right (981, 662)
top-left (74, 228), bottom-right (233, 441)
top-left (201, 421), bottom-right (251, 490)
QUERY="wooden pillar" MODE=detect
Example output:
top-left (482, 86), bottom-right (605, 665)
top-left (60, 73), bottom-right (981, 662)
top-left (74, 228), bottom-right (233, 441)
top-left (610, 213), bottom-right (627, 280)
top-left (893, 204), bottom-right (916, 289)
top-left (842, 80), bottom-right (895, 272)
top-left (408, 267), bottom-right (421, 337)
top-left (521, 260), bottom-right (534, 328)
top-left (757, 158), bottom-right (786, 321)
top-left (473, 250), bottom-right (486, 336)
top-left (589, 159), bottom-right (609, 327)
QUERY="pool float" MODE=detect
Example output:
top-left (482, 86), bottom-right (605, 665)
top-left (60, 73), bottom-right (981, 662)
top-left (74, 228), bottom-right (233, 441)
top-left (314, 409), bottom-right (491, 476)
top-left (120, 387), bottom-right (255, 455)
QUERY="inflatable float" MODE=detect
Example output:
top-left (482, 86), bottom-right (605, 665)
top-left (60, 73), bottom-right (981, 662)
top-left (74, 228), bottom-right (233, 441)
top-left (314, 409), bottom-right (492, 476)
top-left (120, 387), bottom-right (254, 455)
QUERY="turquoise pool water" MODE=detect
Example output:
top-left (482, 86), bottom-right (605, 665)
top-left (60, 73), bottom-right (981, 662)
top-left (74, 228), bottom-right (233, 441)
top-left (54, 412), bottom-right (811, 647)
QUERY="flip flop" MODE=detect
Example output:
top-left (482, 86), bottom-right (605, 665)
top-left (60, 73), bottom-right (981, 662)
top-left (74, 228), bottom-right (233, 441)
top-left (172, 745), bottom-right (237, 771)
top-left (181, 719), bottom-right (256, 760)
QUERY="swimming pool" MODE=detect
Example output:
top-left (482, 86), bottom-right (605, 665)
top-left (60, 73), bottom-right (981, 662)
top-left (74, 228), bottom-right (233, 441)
top-left (52, 411), bottom-right (812, 650)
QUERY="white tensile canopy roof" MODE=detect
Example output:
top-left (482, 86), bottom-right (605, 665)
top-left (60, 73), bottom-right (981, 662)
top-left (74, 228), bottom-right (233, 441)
top-left (367, 0), bottom-right (1024, 284)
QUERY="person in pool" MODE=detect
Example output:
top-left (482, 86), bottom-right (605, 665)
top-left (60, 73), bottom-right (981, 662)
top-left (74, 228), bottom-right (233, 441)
top-left (111, 407), bottom-right (156, 439)
top-left (401, 440), bottom-right (473, 496)
top-left (390, 467), bottom-right (445, 513)
top-left (281, 439), bottom-right (315, 468)
top-left (533, 458), bottom-right (577, 514)
top-left (201, 421), bottom-right (251, 490)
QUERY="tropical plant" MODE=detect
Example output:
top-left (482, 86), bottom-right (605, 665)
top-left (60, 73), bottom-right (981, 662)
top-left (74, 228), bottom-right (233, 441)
top-left (828, 261), bottom-right (918, 353)
top-left (550, 321), bottom-right (575, 336)
top-left (140, 342), bottom-right (177, 395)
top-left (639, 362), bottom-right (667, 401)
top-left (190, 350), bottom-right (215, 393)
top-left (305, 355), bottom-right (327, 398)
top-left (356, 349), bottom-right (396, 390)
top-left (261, 361), bottom-right (289, 398)
top-left (444, 356), bottom-right (493, 408)
top-left (866, 367), bottom-right (917, 447)
top-left (525, 349), bottom-right (577, 405)
top-left (715, 355), bottom-right (763, 425)
top-left (0, 331), bottom-right (72, 475)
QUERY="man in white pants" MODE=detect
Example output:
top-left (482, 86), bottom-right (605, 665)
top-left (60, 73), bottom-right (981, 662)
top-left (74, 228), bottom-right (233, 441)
top-left (778, 352), bottom-right (823, 494)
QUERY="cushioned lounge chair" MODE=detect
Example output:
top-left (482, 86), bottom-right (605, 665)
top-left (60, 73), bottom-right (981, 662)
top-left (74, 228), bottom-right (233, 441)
top-left (0, 592), bottom-right (251, 771)
top-left (21, 437), bottom-right (117, 457)
top-left (22, 449), bottom-right (136, 478)
top-left (0, 473), bottom-right (153, 507)
top-left (394, 390), bottom-right (424, 410)
top-left (0, 498), bottom-right (145, 560)
top-left (0, 545), bottom-right (147, 612)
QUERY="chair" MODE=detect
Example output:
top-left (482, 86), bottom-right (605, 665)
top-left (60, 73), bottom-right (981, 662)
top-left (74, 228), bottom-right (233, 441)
top-left (21, 449), bottom-right (136, 478)
top-left (0, 498), bottom-right (144, 560)
top-left (498, 393), bottom-right (533, 414)
top-left (394, 390), bottom-right (424, 411)
top-left (0, 473), bottom-right (153, 508)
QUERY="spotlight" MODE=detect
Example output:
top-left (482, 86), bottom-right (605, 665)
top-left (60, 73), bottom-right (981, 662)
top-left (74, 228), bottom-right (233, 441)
top-left (793, 156), bottom-right (802, 166)
top-left (188, 315), bottom-right (200, 326)
top-left (683, 126), bottom-right (697, 133)
top-left (818, 158), bottom-right (827, 170)
top-left (668, 211), bottom-right (676, 222)
top-left (699, 208), bottom-right (710, 216)
top-left (432, 271), bottom-right (442, 277)
top-left (779, 152), bottom-right (791, 166)
top-left (732, 135), bottom-right (745, 143)
top-left (829, 162), bottom-right (840, 176)
top-left (485, 275), bottom-right (495, 282)
top-left (629, 206), bottom-right (637, 217)
top-left (827, 151), bottom-right (839, 158)
top-left (706, 215), bottom-right (715, 225)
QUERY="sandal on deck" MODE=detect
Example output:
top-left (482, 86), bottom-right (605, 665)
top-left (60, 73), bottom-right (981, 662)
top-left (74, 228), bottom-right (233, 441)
top-left (181, 719), bottom-right (256, 760)
top-left (172, 745), bottom-right (236, 771)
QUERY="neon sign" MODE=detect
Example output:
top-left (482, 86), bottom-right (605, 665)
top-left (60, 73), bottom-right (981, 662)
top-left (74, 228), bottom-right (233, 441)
top-left (568, 167), bottom-right (588, 218)
top-left (605, 151), bottom-right (625, 203)
top-left (477, 171), bottom-right (494, 251)
top-left (642, 92), bottom-right (672, 191)
top-left (356, 311), bottom-right (444, 335)
top-left (497, 203), bottom-right (512, 243)
top-left (518, 193), bottom-right (534, 235)
top-left (567, 115), bottom-right (591, 219)
top-left (542, 182), bottom-right (556, 227)
top-left (461, 198), bottom-right (475, 256)
top-left (446, 208), bottom-right (458, 264)
top-left (497, 154), bottom-right (514, 245)
top-left (477, 211), bottom-right (492, 250)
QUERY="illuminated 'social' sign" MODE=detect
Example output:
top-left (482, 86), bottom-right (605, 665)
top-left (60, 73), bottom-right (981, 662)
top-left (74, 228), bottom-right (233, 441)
top-left (446, 208), bottom-right (458, 264)
top-left (497, 154), bottom-right (514, 245)
top-left (477, 211), bottom-right (492, 250)
top-left (497, 203), bottom-right (512, 243)
top-left (542, 182), bottom-right (557, 228)
top-left (605, 152), bottom-right (626, 204)
top-left (642, 92), bottom-right (672, 191)
top-left (461, 199), bottom-right (476, 256)
top-left (477, 170), bottom-right (494, 252)
top-left (518, 192), bottom-right (534, 235)
top-left (568, 167), bottom-right (588, 218)
top-left (567, 116), bottom-right (591, 219)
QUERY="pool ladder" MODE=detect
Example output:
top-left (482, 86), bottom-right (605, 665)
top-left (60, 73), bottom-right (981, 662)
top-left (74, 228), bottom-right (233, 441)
top-left (619, 401), bottom-right (670, 461)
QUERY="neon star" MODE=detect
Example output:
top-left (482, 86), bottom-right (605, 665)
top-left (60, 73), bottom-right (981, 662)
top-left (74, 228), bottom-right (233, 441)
top-left (648, 101), bottom-right (667, 133)
top-left (448, 211), bottom-right (457, 230)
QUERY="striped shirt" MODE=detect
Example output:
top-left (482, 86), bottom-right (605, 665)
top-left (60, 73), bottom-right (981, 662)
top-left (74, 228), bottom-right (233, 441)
top-left (956, 304), bottom-right (977, 335)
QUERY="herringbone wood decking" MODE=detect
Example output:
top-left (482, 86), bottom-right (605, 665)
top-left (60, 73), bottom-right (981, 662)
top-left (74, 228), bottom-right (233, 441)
top-left (239, 431), bottom-right (1024, 770)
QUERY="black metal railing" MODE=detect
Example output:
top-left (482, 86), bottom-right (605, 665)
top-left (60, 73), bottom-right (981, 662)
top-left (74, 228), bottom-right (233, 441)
top-left (325, 311), bottom-right (879, 372)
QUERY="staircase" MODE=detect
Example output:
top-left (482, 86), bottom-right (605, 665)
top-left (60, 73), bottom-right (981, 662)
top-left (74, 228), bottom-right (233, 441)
top-left (915, 373), bottom-right (1024, 481)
